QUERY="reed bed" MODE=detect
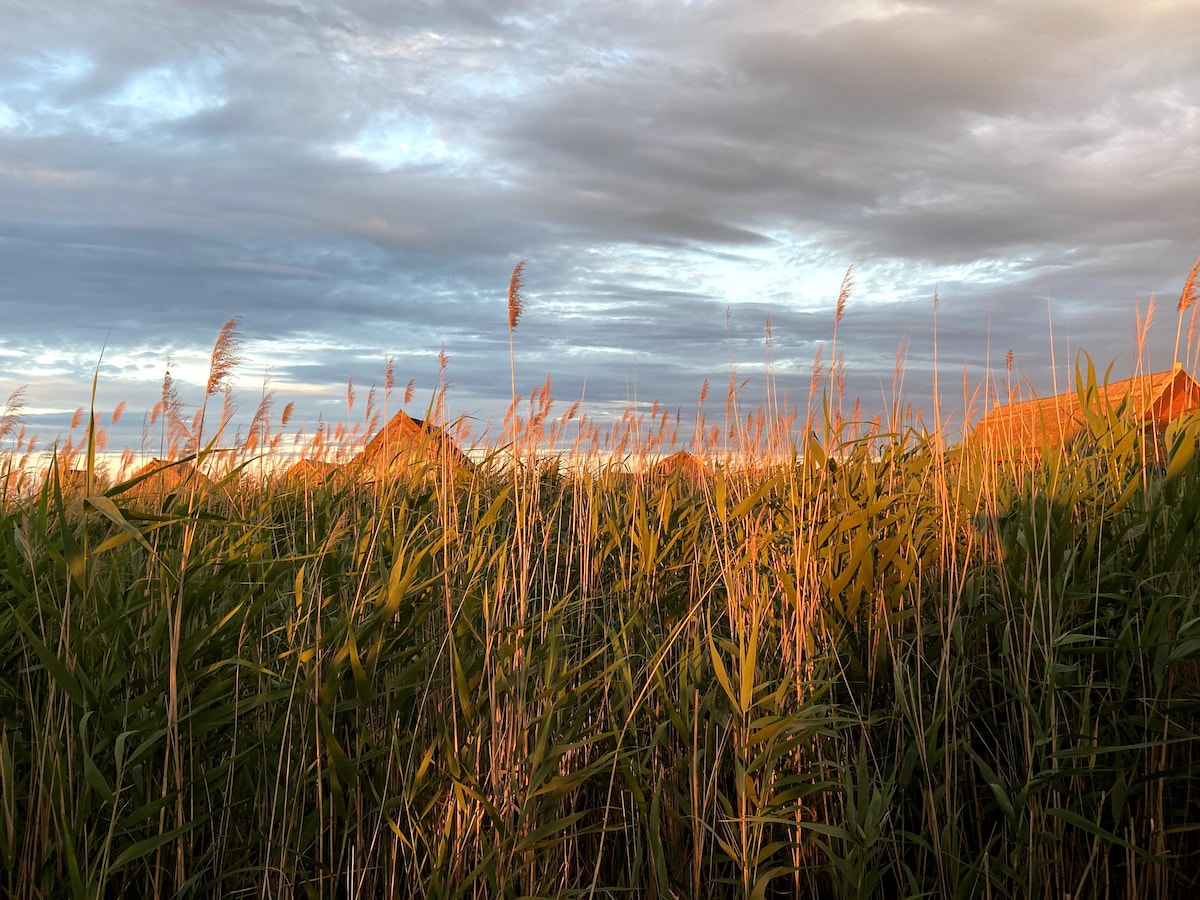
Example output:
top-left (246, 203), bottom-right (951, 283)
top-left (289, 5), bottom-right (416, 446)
top-left (0, 330), bottom-right (1199, 898)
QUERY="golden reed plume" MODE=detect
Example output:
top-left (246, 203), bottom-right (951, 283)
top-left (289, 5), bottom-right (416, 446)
top-left (1180, 257), bottom-right (1199, 313)
top-left (206, 317), bottom-right (244, 397)
top-left (508, 260), bottom-right (526, 331)
top-left (1172, 257), bottom-right (1199, 368)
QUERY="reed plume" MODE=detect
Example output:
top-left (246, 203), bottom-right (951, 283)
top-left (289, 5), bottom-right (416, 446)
top-left (508, 260), bottom-right (526, 331)
top-left (828, 265), bottom-right (854, 433)
top-left (835, 264), bottom-right (853, 327)
top-left (206, 318), bottom-right (243, 396)
top-left (507, 260), bottom-right (528, 452)
top-left (245, 389), bottom-right (275, 455)
top-left (218, 386), bottom-right (236, 440)
top-left (1173, 257), bottom-right (1200, 368)
top-left (1135, 293), bottom-right (1155, 373)
top-left (806, 343), bottom-right (825, 435)
top-left (195, 317), bottom-right (244, 451)
top-left (156, 369), bottom-right (190, 458)
top-left (384, 355), bottom-right (396, 418)
top-left (1189, 306), bottom-right (1199, 374)
top-left (1179, 257), bottom-right (1199, 313)
top-left (1, 387), bottom-right (26, 445)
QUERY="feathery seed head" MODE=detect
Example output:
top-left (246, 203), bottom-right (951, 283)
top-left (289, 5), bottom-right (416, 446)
top-left (1180, 257), bottom-right (1200, 312)
top-left (0, 386), bottom-right (25, 445)
top-left (836, 264), bottom-right (854, 325)
top-left (206, 317), bottom-right (244, 396)
top-left (508, 260), bottom-right (526, 331)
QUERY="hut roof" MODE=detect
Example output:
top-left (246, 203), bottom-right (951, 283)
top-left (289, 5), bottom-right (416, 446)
top-left (353, 410), bottom-right (469, 474)
top-left (653, 450), bottom-right (710, 484)
top-left (128, 458), bottom-right (212, 494)
top-left (969, 367), bottom-right (1200, 457)
top-left (282, 458), bottom-right (339, 485)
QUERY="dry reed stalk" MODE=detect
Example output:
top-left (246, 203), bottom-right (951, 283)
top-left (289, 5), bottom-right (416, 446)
top-left (154, 370), bottom-right (189, 457)
top-left (827, 265), bottom-right (854, 433)
top-left (835, 264), bottom-right (853, 327)
top-left (1004, 348), bottom-right (1015, 404)
top-left (506, 263), bottom-right (527, 450)
top-left (931, 287), bottom-right (944, 452)
top-left (245, 389), bottom-right (275, 455)
top-left (886, 336), bottom-right (909, 434)
top-left (218, 387), bottom-right (236, 441)
top-left (805, 343), bottom-right (825, 436)
top-left (1134, 294), bottom-right (1156, 376)
top-left (119, 447), bottom-right (135, 479)
top-left (1188, 305), bottom-right (1200, 375)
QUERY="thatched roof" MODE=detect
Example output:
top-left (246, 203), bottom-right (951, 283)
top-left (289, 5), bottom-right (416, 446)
top-left (969, 367), bottom-right (1200, 458)
top-left (282, 458), bottom-right (339, 485)
top-left (352, 410), bottom-right (470, 475)
top-left (127, 458), bottom-right (213, 496)
top-left (653, 450), bottom-right (710, 484)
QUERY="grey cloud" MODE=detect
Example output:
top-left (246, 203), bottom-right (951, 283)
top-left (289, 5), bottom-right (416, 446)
top-left (1, 0), bottom-right (1198, 454)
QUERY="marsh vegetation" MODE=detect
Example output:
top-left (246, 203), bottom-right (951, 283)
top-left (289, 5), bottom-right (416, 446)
top-left (1, 287), bottom-right (1199, 897)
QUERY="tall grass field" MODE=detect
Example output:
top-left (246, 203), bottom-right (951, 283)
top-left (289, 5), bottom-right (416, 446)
top-left (1, 294), bottom-right (1199, 897)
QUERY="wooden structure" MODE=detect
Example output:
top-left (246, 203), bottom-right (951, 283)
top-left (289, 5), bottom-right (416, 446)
top-left (351, 411), bottom-right (470, 477)
top-left (282, 458), bottom-right (339, 486)
top-left (653, 450), bottom-right (710, 485)
top-left (128, 458), bottom-right (213, 496)
top-left (970, 367), bottom-right (1200, 459)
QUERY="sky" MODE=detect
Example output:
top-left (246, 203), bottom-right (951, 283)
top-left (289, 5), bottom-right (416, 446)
top-left (1, 0), bottom-right (1198, 458)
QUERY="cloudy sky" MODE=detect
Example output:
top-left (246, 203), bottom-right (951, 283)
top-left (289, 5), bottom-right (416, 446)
top-left (1, 0), bottom-right (1198, 456)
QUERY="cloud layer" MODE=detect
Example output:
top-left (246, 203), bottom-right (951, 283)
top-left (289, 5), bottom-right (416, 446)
top-left (1, 0), bottom-right (1198, 453)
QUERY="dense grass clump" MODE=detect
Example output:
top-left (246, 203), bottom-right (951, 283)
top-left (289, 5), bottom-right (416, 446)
top-left (1, 361), bottom-right (1199, 898)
